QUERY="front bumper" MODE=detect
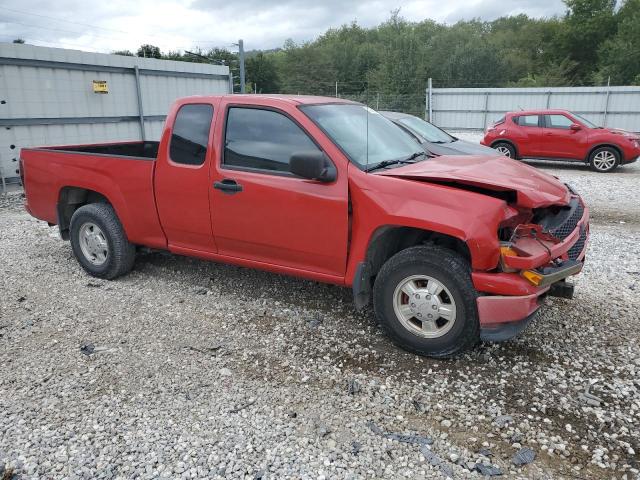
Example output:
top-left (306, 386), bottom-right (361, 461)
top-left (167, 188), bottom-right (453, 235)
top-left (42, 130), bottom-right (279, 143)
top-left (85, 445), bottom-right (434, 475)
top-left (474, 194), bottom-right (589, 341)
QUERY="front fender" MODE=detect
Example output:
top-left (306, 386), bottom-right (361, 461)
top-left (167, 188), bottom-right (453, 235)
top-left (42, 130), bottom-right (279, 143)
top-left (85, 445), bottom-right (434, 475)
top-left (345, 174), bottom-right (507, 285)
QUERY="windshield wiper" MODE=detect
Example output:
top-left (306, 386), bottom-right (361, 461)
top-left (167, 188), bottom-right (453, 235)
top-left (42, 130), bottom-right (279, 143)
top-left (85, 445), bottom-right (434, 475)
top-left (365, 151), bottom-right (428, 172)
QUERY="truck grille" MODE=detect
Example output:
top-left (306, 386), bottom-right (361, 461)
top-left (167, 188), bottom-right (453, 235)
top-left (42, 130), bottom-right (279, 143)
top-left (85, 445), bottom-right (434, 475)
top-left (568, 227), bottom-right (587, 260)
top-left (548, 202), bottom-right (584, 240)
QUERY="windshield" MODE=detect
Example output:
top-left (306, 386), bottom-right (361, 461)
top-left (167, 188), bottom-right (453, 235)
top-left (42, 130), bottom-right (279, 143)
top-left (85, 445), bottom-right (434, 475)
top-left (397, 116), bottom-right (455, 143)
top-left (571, 112), bottom-right (599, 128)
top-left (301, 104), bottom-right (421, 169)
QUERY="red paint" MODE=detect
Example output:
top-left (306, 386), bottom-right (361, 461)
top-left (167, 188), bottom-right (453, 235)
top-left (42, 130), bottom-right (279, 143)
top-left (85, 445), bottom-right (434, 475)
top-left (21, 94), bottom-right (589, 329)
top-left (477, 288), bottom-right (549, 326)
top-left (482, 109), bottom-right (640, 164)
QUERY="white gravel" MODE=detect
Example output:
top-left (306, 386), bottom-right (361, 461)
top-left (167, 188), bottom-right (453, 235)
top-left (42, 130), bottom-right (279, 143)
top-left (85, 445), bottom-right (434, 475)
top-left (1, 155), bottom-right (639, 479)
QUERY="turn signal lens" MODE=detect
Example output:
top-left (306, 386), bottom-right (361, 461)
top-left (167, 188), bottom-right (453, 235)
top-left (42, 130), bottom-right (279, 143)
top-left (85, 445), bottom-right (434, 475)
top-left (522, 270), bottom-right (543, 286)
top-left (500, 246), bottom-right (518, 257)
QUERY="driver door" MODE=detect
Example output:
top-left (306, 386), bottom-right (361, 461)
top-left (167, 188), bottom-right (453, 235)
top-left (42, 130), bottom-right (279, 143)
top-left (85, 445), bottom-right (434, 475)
top-left (541, 114), bottom-right (588, 159)
top-left (210, 103), bottom-right (349, 277)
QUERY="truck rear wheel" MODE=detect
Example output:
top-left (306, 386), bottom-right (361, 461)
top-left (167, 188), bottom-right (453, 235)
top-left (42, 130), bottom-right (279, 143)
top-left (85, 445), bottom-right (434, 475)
top-left (373, 245), bottom-right (479, 358)
top-left (69, 203), bottom-right (135, 279)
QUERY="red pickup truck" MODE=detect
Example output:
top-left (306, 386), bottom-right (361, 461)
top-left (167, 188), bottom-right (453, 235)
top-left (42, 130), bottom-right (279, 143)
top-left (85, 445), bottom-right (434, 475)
top-left (21, 95), bottom-right (589, 357)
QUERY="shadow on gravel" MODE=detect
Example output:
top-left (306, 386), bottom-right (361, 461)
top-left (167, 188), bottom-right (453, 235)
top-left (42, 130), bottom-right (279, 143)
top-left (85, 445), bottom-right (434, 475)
top-left (521, 159), bottom-right (639, 174)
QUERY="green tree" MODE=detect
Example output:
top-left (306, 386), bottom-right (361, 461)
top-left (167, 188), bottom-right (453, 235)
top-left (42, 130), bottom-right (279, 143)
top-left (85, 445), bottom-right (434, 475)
top-left (12, 38), bottom-right (25, 44)
top-left (246, 52), bottom-right (280, 93)
top-left (594, 0), bottom-right (640, 84)
top-left (560, 0), bottom-right (618, 84)
top-left (137, 44), bottom-right (162, 59)
top-left (112, 49), bottom-right (134, 56)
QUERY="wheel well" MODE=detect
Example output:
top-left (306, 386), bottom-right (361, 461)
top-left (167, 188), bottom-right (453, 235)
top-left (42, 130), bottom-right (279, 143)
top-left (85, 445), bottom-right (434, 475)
top-left (353, 226), bottom-right (471, 309)
top-left (491, 139), bottom-right (518, 157)
top-left (57, 187), bottom-right (110, 240)
top-left (586, 144), bottom-right (623, 163)
top-left (367, 226), bottom-right (470, 280)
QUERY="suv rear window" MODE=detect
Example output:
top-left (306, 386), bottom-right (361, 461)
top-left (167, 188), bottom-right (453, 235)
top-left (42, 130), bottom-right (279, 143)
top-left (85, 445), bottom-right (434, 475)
top-left (514, 115), bottom-right (539, 127)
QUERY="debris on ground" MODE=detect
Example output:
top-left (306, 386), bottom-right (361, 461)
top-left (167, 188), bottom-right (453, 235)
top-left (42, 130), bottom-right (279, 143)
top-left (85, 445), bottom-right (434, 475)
top-left (512, 447), bottom-right (536, 466)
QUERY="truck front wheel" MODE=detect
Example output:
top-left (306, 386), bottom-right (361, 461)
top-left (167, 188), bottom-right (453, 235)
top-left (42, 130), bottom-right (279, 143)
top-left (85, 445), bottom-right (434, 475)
top-left (373, 245), bottom-right (479, 358)
top-left (69, 203), bottom-right (135, 279)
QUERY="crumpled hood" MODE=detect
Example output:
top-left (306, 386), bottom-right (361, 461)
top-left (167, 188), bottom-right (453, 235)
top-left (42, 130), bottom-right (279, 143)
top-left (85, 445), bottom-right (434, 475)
top-left (377, 155), bottom-right (571, 208)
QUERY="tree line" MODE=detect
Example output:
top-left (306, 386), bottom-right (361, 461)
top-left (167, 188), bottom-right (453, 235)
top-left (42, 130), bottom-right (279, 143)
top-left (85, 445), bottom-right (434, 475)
top-left (113, 0), bottom-right (639, 100)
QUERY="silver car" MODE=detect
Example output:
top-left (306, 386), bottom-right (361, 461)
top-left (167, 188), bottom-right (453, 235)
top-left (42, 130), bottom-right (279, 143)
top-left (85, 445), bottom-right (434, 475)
top-left (381, 111), bottom-right (500, 156)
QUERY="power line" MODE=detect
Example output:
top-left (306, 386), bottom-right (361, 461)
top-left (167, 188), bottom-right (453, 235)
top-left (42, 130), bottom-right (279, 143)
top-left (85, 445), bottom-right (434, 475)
top-left (1, 6), bottom-right (231, 49)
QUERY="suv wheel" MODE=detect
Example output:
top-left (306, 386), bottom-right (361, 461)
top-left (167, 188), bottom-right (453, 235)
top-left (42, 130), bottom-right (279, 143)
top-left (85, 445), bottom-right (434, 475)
top-left (373, 245), bottom-right (479, 358)
top-left (493, 142), bottom-right (516, 158)
top-left (70, 203), bottom-right (136, 279)
top-left (589, 147), bottom-right (619, 173)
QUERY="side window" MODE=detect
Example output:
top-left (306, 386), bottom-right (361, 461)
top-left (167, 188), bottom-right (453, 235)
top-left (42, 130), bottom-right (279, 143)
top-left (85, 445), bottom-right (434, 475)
top-left (169, 104), bottom-right (214, 166)
top-left (224, 107), bottom-right (321, 173)
top-left (546, 114), bottom-right (574, 129)
top-left (516, 115), bottom-right (540, 127)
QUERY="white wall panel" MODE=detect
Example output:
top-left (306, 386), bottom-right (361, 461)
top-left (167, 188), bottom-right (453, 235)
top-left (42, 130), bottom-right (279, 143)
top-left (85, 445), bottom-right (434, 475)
top-left (430, 86), bottom-right (640, 132)
top-left (0, 43), bottom-right (230, 181)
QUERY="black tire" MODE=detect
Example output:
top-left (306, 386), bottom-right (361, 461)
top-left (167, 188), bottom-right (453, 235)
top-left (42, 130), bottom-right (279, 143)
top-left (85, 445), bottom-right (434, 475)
top-left (492, 141), bottom-right (516, 159)
top-left (69, 203), bottom-right (135, 279)
top-left (373, 245), bottom-right (479, 358)
top-left (588, 146), bottom-right (619, 173)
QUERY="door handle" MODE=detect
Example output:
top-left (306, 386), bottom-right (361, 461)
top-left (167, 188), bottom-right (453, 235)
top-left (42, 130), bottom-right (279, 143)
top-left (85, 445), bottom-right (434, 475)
top-left (214, 179), bottom-right (243, 194)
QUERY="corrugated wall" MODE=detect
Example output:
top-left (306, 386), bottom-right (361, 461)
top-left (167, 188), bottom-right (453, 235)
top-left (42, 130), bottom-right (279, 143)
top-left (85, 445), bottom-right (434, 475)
top-left (0, 43), bottom-right (230, 182)
top-left (429, 86), bottom-right (640, 131)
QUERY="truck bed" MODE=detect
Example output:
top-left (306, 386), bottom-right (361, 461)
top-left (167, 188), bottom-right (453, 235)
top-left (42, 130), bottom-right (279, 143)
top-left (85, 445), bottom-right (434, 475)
top-left (40, 141), bottom-right (160, 160)
top-left (21, 142), bottom-right (167, 249)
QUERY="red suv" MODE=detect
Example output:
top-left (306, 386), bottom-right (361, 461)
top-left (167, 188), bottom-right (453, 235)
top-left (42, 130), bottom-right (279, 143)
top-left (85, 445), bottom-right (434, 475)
top-left (482, 109), bottom-right (640, 172)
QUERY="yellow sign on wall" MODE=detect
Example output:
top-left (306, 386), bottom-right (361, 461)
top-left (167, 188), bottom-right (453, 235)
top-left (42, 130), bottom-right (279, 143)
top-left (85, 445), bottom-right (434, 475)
top-left (92, 80), bottom-right (108, 94)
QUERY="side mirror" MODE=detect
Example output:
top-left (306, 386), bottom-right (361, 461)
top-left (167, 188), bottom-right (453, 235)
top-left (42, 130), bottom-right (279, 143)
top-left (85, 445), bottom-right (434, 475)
top-left (570, 123), bottom-right (582, 131)
top-left (289, 151), bottom-right (337, 182)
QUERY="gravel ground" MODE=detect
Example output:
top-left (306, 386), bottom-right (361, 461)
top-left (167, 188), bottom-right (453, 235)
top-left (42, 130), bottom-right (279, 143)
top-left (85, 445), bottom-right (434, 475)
top-left (1, 155), bottom-right (639, 479)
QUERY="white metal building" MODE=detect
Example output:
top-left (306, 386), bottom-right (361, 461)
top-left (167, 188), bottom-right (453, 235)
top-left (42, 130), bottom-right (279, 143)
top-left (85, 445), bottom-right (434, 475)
top-left (0, 43), bottom-right (231, 183)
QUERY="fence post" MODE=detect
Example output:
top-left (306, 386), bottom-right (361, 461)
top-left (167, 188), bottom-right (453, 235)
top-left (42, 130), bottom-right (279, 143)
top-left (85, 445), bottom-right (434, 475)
top-left (603, 89), bottom-right (611, 127)
top-left (133, 66), bottom-right (146, 141)
top-left (483, 91), bottom-right (490, 129)
top-left (228, 72), bottom-right (234, 94)
top-left (546, 91), bottom-right (552, 109)
top-left (427, 78), bottom-right (433, 122)
top-left (0, 166), bottom-right (6, 195)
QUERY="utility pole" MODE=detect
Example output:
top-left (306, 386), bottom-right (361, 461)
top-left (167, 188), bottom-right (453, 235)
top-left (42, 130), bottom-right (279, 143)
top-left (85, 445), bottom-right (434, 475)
top-left (335, 81), bottom-right (338, 98)
top-left (238, 39), bottom-right (246, 94)
top-left (427, 78), bottom-right (433, 122)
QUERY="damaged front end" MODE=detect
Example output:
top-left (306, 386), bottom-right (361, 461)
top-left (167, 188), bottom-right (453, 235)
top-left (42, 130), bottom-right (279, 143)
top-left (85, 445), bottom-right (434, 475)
top-left (498, 196), bottom-right (589, 279)
top-left (476, 189), bottom-right (589, 341)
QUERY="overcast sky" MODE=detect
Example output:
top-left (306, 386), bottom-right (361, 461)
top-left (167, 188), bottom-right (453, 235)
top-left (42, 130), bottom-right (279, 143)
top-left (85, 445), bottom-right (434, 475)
top-left (1, 0), bottom-right (566, 54)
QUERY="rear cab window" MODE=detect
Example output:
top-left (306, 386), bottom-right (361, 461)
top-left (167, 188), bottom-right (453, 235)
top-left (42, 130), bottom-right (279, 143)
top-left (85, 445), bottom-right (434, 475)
top-left (223, 106), bottom-right (322, 174)
top-left (169, 104), bottom-right (214, 166)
